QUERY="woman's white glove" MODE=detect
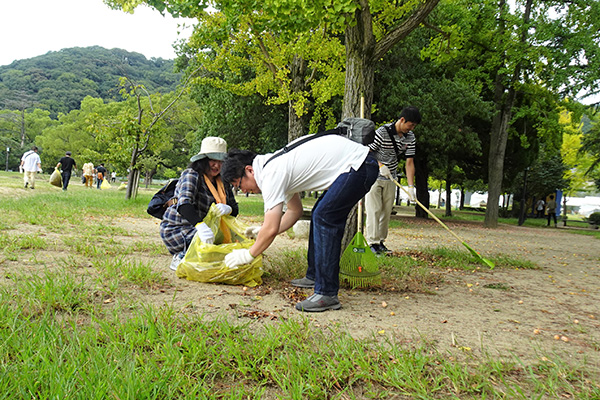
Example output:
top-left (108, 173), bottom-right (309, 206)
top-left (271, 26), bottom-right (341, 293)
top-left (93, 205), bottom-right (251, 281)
top-left (379, 165), bottom-right (393, 179)
top-left (407, 185), bottom-right (416, 201)
top-left (195, 222), bottom-right (214, 244)
top-left (215, 203), bottom-right (232, 216)
top-left (224, 249), bottom-right (254, 268)
top-left (244, 226), bottom-right (261, 239)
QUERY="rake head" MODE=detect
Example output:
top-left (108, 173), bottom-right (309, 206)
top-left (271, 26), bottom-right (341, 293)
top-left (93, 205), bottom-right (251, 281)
top-left (340, 268), bottom-right (382, 288)
top-left (462, 242), bottom-right (495, 269)
top-left (339, 232), bottom-right (381, 288)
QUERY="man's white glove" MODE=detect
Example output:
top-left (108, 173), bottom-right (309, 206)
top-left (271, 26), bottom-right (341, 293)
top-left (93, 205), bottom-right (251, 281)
top-left (244, 226), bottom-right (261, 239)
top-left (407, 185), bottom-right (416, 201)
top-left (195, 222), bottom-right (214, 244)
top-left (379, 165), bottom-right (393, 179)
top-left (215, 203), bottom-right (232, 217)
top-left (224, 249), bottom-right (255, 268)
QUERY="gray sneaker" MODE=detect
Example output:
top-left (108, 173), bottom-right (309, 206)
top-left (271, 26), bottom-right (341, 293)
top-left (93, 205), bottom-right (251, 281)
top-left (295, 293), bottom-right (341, 312)
top-left (290, 276), bottom-right (315, 288)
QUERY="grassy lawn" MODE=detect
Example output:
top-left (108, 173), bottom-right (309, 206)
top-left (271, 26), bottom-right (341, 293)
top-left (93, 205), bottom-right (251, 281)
top-left (0, 171), bottom-right (598, 399)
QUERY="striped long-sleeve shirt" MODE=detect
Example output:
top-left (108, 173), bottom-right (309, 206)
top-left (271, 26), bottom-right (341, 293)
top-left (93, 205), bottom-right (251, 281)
top-left (368, 122), bottom-right (416, 180)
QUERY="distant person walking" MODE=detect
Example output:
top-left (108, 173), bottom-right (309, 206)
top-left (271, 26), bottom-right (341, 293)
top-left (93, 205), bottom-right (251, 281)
top-left (82, 162), bottom-right (95, 188)
top-left (546, 194), bottom-right (557, 227)
top-left (56, 151), bottom-right (77, 191)
top-left (111, 171), bottom-right (116, 183)
top-left (95, 163), bottom-right (107, 189)
top-left (21, 146), bottom-right (41, 189)
top-left (535, 198), bottom-right (545, 219)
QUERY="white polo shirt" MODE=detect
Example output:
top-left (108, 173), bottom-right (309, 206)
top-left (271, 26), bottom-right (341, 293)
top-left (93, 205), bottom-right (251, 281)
top-left (253, 135), bottom-right (370, 212)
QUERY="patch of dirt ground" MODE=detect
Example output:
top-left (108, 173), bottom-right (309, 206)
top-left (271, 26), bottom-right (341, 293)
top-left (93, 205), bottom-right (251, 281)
top-left (7, 211), bottom-right (600, 371)
top-left (110, 213), bottom-right (600, 371)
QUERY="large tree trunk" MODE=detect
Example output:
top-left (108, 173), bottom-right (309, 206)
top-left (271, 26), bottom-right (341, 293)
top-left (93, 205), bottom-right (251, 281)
top-left (341, 204), bottom-right (359, 252)
top-left (288, 55), bottom-right (308, 142)
top-left (288, 105), bottom-right (305, 142)
top-left (343, 0), bottom-right (440, 119)
top-left (342, 0), bottom-right (376, 119)
top-left (484, 0), bottom-right (532, 228)
top-left (484, 92), bottom-right (513, 227)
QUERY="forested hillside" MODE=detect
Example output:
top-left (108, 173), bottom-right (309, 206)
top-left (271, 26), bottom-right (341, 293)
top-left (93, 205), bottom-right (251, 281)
top-left (0, 46), bottom-right (180, 117)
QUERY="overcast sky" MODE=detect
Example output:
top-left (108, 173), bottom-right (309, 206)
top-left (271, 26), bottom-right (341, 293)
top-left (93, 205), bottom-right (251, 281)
top-left (0, 0), bottom-right (194, 67)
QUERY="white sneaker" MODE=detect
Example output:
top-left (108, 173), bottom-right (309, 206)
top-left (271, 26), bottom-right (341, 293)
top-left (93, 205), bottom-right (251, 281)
top-left (169, 253), bottom-right (184, 271)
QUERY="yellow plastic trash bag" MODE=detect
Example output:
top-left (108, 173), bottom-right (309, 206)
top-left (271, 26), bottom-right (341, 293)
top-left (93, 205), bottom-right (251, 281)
top-left (49, 168), bottom-right (62, 187)
top-left (101, 179), bottom-right (111, 190)
top-left (118, 182), bottom-right (127, 191)
top-left (177, 204), bottom-right (263, 286)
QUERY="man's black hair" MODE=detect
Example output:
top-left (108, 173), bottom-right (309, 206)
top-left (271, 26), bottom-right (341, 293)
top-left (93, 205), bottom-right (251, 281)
top-left (221, 149), bottom-right (257, 183)
top-left (399, 106), bottom-right (422, 124)
top-left (32, 146), bottom-right (38, 151)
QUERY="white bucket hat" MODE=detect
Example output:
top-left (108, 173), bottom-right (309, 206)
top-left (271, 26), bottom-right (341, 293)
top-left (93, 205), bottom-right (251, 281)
top-left (190, 137), bottom-right (228, 162)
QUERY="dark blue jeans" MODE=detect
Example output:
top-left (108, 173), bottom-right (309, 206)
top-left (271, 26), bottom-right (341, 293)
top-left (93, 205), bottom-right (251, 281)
top-left (305, 154), bottom-right (378, 296)
top-left (61, 171), bottom-right (72, 190)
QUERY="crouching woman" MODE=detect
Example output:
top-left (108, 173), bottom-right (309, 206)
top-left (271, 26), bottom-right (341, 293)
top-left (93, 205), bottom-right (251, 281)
top-left (160, 137), bottom-right (239, 271)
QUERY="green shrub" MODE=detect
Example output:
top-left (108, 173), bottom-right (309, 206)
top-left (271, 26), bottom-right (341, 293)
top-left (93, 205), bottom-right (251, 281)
top-left (588, 212), bottom-right (600, 225)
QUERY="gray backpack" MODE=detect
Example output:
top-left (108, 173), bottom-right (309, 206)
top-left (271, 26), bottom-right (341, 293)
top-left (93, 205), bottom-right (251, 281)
top-left (336, 117), bottom-right (376, 145)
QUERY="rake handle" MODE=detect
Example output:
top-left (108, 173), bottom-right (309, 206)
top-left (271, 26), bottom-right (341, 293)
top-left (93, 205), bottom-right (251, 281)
top-left (357, 95), bottom-right (365, 233)
top-left (391, 178), bottom-right (466, 244)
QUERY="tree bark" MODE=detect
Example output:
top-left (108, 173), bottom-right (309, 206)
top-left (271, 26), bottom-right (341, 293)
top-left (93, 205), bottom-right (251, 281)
top-left (144, 167), bottom-right (156, 188)
top-left (445, 179), bottom-right (453, 217)
top-left (484, 90), bottom-right (513, 227)
top-left (415, 154), bottom-right (430, 218)
top-left (341, 204), bottom-right (359, 252)
top-left (342, 0), bottom-right (440, 118)
top-left (342, 0), bottom-right (376, 119)
top-left (484, 0), bottom-right (532, 228)
top-left (125, 146), bottom-right (141, 200)
top-left (288, 55), bottom-right (308, 142)
top-left (20, 109), bottom-right (26, 148)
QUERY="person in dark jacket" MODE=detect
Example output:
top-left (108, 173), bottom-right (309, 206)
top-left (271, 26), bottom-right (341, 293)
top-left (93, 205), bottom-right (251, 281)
top-left (95, 163), bottom-right (107, 189)
top-left (56, 151), bottom-right (77, 191)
